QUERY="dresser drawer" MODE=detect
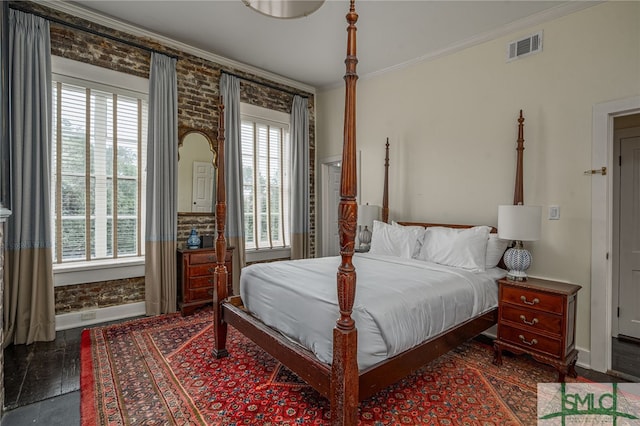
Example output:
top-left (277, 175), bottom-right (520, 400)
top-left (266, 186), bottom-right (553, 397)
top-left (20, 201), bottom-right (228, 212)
top-left (501, 304), bottom-right (562, 335)
top-left (499, 324), bottom-right (562, 358)
top-left (502, 286), bottom-right (563, 315)
top-left (189, 276), bottom-right (214, 289)
top-left (187, 286), bottom-right (213, 302)
top-left (188, 264), bottom-right (216, 277)
top-left (189, 252), bottom-right (218, 265)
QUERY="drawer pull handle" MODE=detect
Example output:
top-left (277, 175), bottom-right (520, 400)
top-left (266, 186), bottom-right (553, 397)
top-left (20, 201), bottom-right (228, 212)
top-left (208, 278), bottom-right (214, 284)
top-left (518, 335), bottom-right (538, 346)
top-left (520, 295), bottom-right (540, 306)
top-left (519, 315), bottom-right (538, 326)
top-left (208, 267), bottom-right (215, 274)
top-left (208, 255), bottom-right (215, 261)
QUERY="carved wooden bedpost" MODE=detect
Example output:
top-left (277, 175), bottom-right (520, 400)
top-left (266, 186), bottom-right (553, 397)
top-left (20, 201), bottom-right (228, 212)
top-left (513, 110), bottom-right (524, 205)
top-left (331, 1), bottom-right (359, 424)
top-left (213, 99), bottom-right (229, 359)
top-left (382, 137), bottom-right (389, 223)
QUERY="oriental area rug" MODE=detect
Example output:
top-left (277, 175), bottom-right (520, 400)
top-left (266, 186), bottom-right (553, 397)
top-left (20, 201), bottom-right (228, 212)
top-left (81, 308), bottom-right (578, 425)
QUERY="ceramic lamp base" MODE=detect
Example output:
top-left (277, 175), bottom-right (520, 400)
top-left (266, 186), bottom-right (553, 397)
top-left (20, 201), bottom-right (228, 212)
top-left (503, 242), bottom-right (531, 281)
top-left (358, 225), bottom-right (372, 251)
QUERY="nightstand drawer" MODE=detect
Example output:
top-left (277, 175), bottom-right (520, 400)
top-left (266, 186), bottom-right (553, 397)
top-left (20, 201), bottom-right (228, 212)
top-left (501, 304), bottom-right (562, 335)
top-left (190, 252), bottom-right (218, 264)
top-left (187, 286), bottom-right (213, 302)
top-left (188, 264), bottom-right (216, 277)
top-left (499, 324), bottom-right (562, 358)
top-left (502, 286), bottom-right (563, 314)
top-left (189, 276), bottom-right (214, 289)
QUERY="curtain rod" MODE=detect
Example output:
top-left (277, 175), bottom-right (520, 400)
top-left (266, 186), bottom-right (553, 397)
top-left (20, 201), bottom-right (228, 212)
top-left (9, 3), bottom-right (179, 61)
top-left (221, 71), bottom-right (309, 99)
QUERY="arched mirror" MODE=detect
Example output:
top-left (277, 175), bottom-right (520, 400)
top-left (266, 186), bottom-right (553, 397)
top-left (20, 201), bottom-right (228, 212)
top-left (178, 129), bottom-right (217, 214)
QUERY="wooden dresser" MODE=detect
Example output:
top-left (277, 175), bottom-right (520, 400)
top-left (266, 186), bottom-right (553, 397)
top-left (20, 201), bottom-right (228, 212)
top-left (177, 247), bottom-right (233, 315)
top-left (493, 277), bottom-right (581, 382)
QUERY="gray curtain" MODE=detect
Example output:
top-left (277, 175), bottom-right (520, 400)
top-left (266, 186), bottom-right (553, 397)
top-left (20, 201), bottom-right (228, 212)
top-left (290, 95), bottom-right (309, 259)
top-left (219, 74), bottom-right (245, 295)
top-left (4, 10), bottom-right (55, 345)
top-left (145, 53), bottom-right (178, 315)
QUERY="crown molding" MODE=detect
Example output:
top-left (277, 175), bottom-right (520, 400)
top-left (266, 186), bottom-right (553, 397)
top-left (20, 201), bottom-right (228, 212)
top-left (39, 0), bottom-right (316, 95)
top-left (321, 1), bottom-right (602, 91)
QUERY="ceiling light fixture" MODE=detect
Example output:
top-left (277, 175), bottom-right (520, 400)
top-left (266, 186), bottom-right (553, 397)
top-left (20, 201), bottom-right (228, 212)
top-left (242, 0), bottom-right (325, 19)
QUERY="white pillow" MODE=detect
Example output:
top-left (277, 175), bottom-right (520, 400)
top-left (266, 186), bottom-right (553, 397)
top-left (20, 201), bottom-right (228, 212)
top-left (485, 233), bottom-right (509, 269)
top-left (391, 221), bottom-right (427, 258)
top-left (418, 226), bottom-right (491, 271)
top-left (369, 220), bottom-right (423, 259)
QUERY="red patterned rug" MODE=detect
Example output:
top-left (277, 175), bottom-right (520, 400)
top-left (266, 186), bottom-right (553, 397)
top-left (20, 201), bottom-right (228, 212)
top-left (81, 309), bottom-right (579, 425)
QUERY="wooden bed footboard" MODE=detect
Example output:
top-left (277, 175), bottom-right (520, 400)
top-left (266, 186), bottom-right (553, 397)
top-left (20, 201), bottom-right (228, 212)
top-left (220, 299), bottom-right (496, 403)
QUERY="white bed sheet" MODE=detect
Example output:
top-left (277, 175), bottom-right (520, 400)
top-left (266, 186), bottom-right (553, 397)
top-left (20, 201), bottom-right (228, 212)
top-left (240, 253), bottom-right (505, 371)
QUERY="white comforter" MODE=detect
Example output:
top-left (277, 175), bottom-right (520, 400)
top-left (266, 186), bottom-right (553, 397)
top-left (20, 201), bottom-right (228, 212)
top-left (240, 253), bottom-right (504, 370)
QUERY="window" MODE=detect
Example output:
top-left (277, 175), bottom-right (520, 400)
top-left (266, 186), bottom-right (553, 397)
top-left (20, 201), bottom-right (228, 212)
top-left (241, 104), bottom-right (290, 253)
top-left (51, 58), bottom-right (148, 266)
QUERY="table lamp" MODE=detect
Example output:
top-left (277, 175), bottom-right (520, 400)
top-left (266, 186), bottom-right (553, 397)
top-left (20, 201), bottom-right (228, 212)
top-left (357, 203), bottom-right (380, 251)
top-left (498, 204), bottom-right (542, 281)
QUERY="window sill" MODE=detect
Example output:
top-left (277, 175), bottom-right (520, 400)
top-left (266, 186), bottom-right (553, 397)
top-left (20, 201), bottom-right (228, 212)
top-left (53, 257), bottom-right (145, 287)
top-left (245, 248), bottom-right (291, 263)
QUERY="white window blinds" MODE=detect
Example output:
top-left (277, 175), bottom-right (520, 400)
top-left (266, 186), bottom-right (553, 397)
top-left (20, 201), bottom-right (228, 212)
top-left (241, 116), bottom-right (290, 250)
top-left (51, 77), bottom-right (148, 263)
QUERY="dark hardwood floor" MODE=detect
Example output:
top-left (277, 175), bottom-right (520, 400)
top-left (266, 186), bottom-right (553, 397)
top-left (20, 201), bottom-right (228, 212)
top-left (3, 328), bottom-right (82, 410)
top-left (1, 327), bottom-right (638, 425)
top-left (612, 336), bottom-right (640, 381)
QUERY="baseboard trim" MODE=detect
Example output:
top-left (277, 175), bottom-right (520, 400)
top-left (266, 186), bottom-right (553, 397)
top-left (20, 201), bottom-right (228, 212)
top-left (55, 302), bottom-right (146, 331)
top-left (576, 346), bottom-right (591, 369)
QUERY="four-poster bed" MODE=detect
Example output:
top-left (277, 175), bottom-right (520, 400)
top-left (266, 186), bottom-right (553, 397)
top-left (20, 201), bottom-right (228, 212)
top-left (210, 1), bottom-right (524, 424)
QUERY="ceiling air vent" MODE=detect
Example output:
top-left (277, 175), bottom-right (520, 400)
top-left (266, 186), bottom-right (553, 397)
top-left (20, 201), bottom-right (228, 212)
top-left (507, 31), bottom-right (543, 62)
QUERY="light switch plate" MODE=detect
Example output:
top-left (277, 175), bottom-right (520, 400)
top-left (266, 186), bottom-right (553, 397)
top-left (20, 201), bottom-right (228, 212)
top-left (548, 205), bottom-right (560, 220)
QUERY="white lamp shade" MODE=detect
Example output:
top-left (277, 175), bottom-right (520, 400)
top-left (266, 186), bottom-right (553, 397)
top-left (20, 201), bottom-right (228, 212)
top-left (497, 205), bottom-right (541, 241)
top-left (358, 204), bottom-right (380, 229)
top-left (242, 0), bottom-right (325, 19)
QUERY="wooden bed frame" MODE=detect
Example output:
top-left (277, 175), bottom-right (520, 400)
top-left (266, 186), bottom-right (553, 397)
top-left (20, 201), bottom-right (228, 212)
top-left (210, 2), bottom-right (526, 424)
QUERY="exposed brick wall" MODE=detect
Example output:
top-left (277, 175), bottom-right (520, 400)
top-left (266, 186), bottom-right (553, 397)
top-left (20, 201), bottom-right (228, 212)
top-left (177, 214), bottom-right (216, 250)
top-left (12, 1), bottom-right (316, 314)
top-left (54, 277), bottom-right (145, 314)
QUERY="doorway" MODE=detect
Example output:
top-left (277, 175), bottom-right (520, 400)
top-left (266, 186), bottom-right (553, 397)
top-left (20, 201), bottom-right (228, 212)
top-left (319, 152), bottom-right (361, 257)
top-left (322, 158), bottom-right (342, 257)
top-left (590, 96), bottom-right (640, 376)
top-left (611, 118), bottom-right (640, 379)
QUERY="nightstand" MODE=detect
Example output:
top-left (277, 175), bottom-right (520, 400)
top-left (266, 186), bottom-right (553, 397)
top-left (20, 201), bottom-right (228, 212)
top-left (177, 247), bottom-right (234, 315)
top-left (493, 277), bottom-right (581, 382)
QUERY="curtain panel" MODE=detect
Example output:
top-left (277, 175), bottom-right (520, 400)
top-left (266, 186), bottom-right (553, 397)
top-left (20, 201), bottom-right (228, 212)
top-left (290, 95), bottom-right (310, 259)
top-left (4, 9), bottom-right (55, 345)
top-left (145, 53), bottom-right (178, 315)
top-left (219, 74), bottom-right (245, 295)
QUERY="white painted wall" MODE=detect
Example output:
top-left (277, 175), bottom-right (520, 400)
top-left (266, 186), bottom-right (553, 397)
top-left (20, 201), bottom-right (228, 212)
top-left (316, 1), bottom-right (640, 354)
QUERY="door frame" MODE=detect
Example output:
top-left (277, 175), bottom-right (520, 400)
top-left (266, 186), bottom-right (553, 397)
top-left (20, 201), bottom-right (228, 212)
top-left (590, 95), bottom-right (640, 373)
top-left (319, 152), bottom-right (361, 257)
